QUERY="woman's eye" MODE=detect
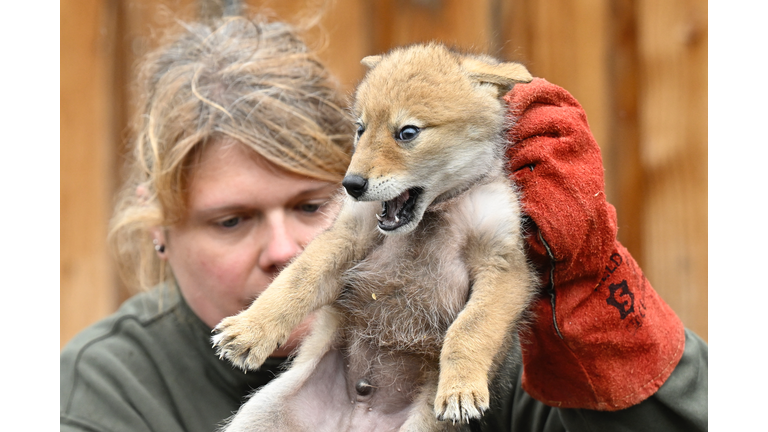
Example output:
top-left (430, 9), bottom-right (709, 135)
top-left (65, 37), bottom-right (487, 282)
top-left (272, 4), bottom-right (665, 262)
top-left (299, 203), bottom-right (321, 213)
top-left (396, 125), bottom-right (420, 142)
top-left (218, 216), bottom-right (241, 228)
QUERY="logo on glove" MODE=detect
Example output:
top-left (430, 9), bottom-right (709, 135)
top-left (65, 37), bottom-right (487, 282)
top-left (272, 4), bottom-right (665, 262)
top-left (607, 280), bottom-right (634, 319)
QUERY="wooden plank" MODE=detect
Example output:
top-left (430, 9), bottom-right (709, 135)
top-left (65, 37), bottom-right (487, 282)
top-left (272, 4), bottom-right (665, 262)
top-left (501, 0), bottom-right (610, 153)
top-left (243, 0), bottom-right (368, 90)
top-left (605, 0), bottom-right (644, 266)
top-left (313, 0), bottom-right (368, 91)
top-left (60, 0), bottom-right (117, 348)
top-left (637, 0), bottom-right (708, 341)
top-left (367, 0), bottom-right (494, 54)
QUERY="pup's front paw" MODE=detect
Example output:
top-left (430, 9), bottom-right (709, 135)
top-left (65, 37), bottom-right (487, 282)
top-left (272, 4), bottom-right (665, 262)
top-left (211, 311), bottom-right (289, 371)
top-left (434, 380), bottom-right (489, 424)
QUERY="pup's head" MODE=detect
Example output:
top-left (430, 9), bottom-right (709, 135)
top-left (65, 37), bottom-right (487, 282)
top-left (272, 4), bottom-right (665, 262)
top-left (344, 43), bottom-right (532, 235)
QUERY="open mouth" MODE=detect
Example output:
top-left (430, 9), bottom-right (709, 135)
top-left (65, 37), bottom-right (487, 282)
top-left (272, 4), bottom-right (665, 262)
top-left (376, 187), bottom-right (422, 231)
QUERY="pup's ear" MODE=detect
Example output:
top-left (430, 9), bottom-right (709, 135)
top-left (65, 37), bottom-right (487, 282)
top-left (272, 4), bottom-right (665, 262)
top-left (462, 57), bottom-right (533, 97)
top-left (361, 55), bottom-right (382, 69)
top-left (360, 56), bottom-right (381, 69)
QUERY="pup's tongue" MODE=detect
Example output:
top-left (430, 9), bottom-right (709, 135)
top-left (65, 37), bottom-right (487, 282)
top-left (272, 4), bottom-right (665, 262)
top-left (376, 189), bottom-right (419, 231)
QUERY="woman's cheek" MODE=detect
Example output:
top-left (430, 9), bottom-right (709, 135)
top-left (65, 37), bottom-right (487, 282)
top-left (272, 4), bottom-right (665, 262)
top-left (299, 220), bottom-right (333, 248)
top-left (200, 251), bottom-right (252, 294)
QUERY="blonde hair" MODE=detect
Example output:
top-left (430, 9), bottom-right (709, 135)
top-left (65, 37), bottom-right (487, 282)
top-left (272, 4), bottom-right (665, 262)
top-left (109, 15), bottom-right (353, 293)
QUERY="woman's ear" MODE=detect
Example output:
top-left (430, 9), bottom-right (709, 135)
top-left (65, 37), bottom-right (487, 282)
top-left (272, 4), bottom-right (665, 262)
top-left (136, 184), bottom-right (167, 258)
top-left (151, 227), bottom-right (167, 258)
top-left (136, 184), bottom-right (151, 205)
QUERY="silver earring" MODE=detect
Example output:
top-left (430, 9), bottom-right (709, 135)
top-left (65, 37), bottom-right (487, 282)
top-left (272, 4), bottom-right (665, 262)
top-left (153, 238), bottom-right (165, 254)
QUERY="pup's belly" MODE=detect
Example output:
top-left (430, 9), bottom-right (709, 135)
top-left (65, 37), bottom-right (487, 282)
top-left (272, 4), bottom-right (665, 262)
top-left (280, 347), bottom-right (418, 432)
top-left (336, 233), bottom-right (470, 358)
top-left (341, 344), bottom-right (434, 417)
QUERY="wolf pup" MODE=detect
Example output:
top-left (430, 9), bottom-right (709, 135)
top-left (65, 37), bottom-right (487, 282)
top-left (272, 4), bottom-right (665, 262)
top-left (212, 43), bottom-right (537, 432)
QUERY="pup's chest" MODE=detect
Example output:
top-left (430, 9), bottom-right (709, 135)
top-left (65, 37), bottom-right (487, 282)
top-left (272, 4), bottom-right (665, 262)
top-left (345, 220), bottom-right (470, 304)
top-left (335, 213), bottom-right (471, 354)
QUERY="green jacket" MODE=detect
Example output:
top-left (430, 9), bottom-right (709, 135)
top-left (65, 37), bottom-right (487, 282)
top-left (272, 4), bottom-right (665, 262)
top-left (61, 285), bottom-right (707, 432)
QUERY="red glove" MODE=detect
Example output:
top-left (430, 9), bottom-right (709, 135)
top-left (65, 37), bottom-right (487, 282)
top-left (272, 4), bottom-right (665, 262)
top-left (504, 78), bottom-right (685, 411)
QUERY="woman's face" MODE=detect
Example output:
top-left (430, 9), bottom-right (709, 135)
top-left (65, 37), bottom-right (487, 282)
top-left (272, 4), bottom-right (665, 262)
top-left (163, 139), bottom-right (341, 356)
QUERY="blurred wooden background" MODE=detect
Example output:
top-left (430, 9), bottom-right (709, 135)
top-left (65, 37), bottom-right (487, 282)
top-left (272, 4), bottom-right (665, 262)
top-left (61, 0), bottom-right (707, 348)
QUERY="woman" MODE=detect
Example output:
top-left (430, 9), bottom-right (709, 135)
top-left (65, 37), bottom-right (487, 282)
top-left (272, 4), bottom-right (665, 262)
top-left (61, 16), bottom-right (352, 432)
top-left (61, 14), bottom-right (707, 432)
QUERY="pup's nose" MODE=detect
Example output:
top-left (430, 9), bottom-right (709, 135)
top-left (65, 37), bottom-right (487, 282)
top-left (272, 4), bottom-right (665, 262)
top-left (342, 175), bottom-right (368, 199)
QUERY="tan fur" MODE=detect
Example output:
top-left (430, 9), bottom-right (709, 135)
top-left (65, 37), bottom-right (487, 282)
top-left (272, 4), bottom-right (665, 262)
top-left (213, 43), bottom-right (537, 431)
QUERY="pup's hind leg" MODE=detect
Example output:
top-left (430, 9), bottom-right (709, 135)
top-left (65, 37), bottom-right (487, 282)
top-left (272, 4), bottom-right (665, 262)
top-left (400, 372), bottom-right (470, 432)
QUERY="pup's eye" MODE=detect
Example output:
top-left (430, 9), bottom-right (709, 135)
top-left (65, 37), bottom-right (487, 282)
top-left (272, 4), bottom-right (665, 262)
top-left (396, 125), bottom-right (420, 142)
top-left (356, 123), bottom-right (365, 139)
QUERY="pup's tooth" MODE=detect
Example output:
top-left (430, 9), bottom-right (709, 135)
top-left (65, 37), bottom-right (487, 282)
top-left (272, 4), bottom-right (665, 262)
top-left (376, 213), bottom-right (383, 222)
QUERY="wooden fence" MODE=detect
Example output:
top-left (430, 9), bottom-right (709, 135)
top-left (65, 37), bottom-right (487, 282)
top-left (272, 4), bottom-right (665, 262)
top-left (61, 0), bottom-right (707, 347)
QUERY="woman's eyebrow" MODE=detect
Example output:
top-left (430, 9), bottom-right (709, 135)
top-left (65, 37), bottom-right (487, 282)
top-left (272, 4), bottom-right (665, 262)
top-left (294, 183), bottom-right (341, 198)
top-left (191, 184), bottom-right (339, 217)
top-left (192, 204), bottom-right (254, 220)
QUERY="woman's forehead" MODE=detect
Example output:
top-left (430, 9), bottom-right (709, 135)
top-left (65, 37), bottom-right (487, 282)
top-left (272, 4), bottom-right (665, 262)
top-left (186, 140), bottom-right (337, 211)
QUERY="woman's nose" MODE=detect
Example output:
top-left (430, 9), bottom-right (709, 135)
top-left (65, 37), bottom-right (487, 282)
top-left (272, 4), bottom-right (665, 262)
top-left (259, 214), bottom-right (302, 273)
